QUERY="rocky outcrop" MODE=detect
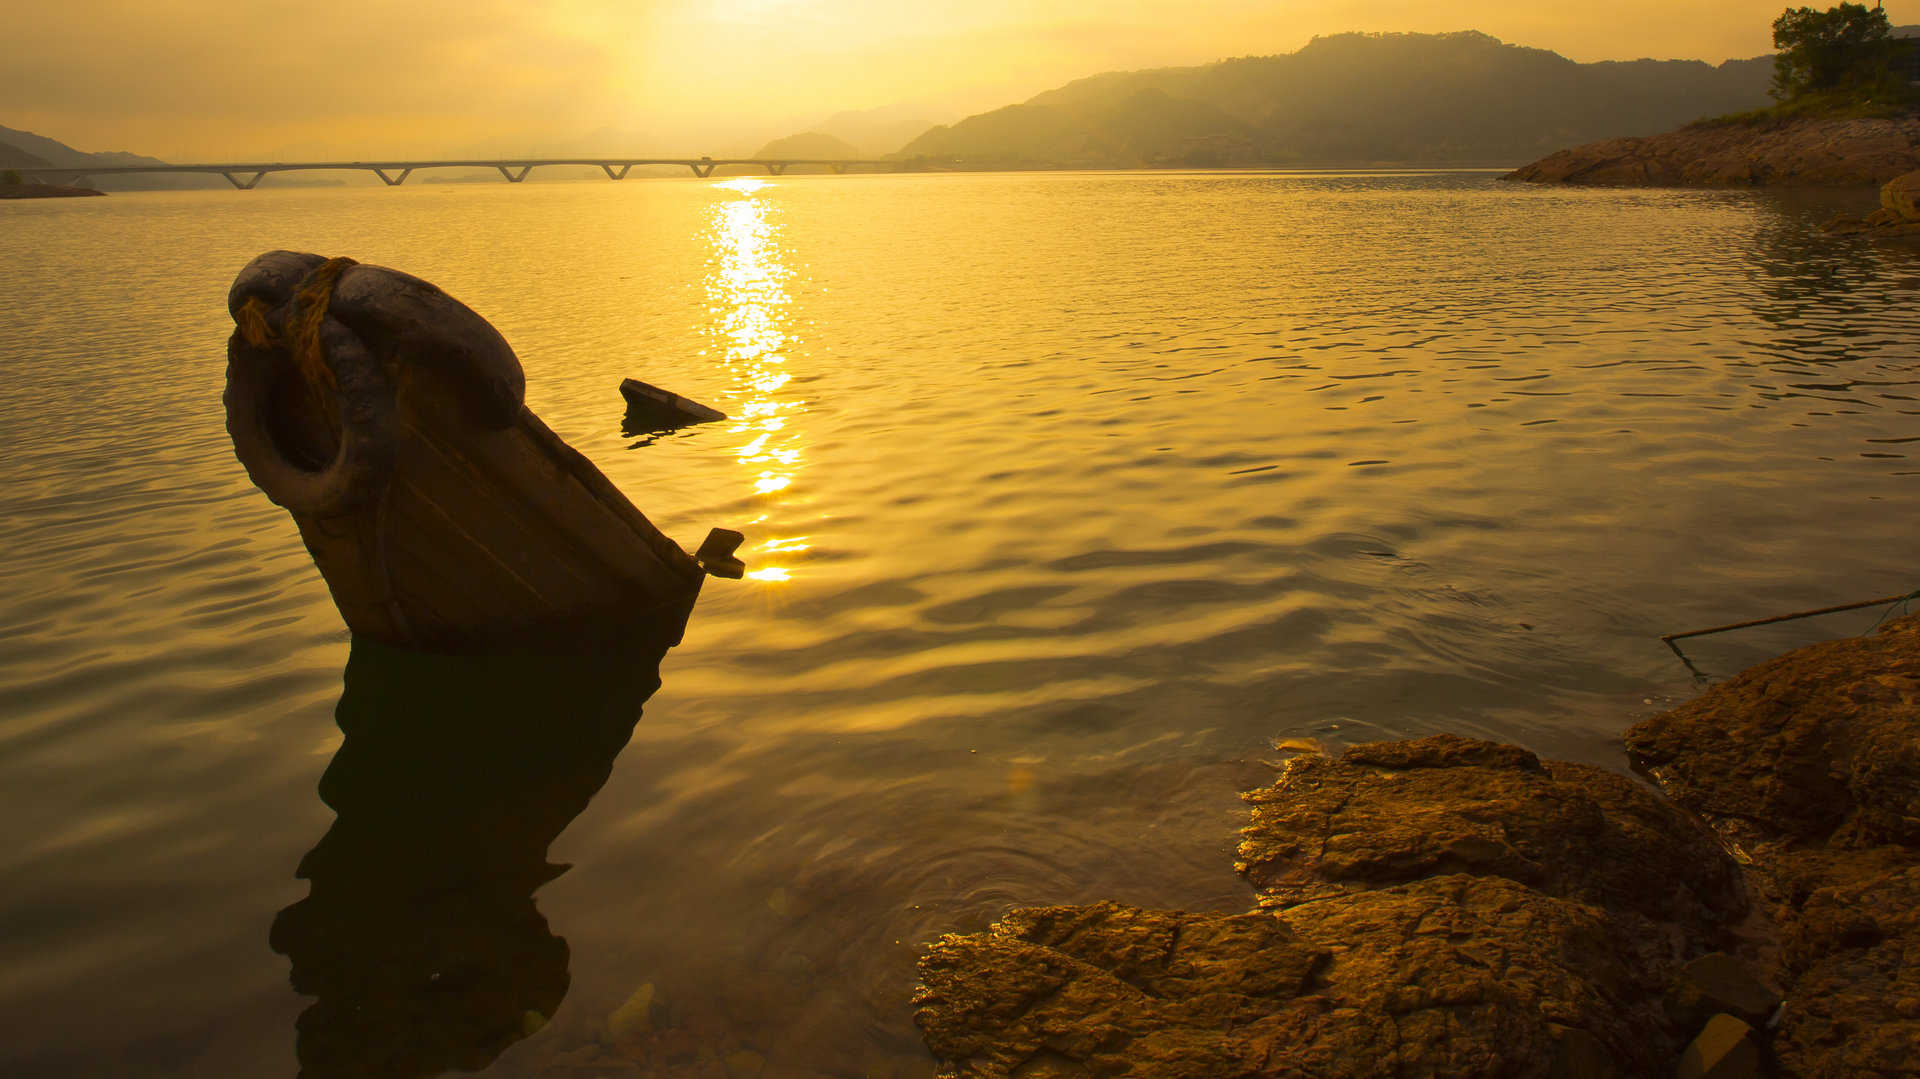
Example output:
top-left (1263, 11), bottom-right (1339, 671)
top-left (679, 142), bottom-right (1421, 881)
top-left (1625, 615), bottom-right (1920, 1078)
top-left (1505, 114), bottom-right (1920, 187)
top-left (915, 734), bottom-right (1758, 1077)
top-left (1825, 169), bottom-right (1920, 236)
top-left (916, 618), bottom-right (1920, 1077)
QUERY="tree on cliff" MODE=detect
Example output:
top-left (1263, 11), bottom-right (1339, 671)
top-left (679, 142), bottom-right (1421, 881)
top-left (1770, 3), bottom-right (1907, 100)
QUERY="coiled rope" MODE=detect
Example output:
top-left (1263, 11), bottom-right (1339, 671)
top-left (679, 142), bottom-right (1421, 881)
top-left (236, 255), bottom-right (359, 397)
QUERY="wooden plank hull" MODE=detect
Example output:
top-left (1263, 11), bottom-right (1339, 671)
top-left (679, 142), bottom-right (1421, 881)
top-left (225, 251), bottom-right (706, 652)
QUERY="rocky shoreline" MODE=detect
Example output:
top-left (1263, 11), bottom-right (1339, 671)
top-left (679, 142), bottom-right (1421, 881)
top-left (913, 617), bottom-right (1920, 1077)
top-left (1825, 170), bottom-right (1920, 237)
top-left (1505, 114), bottom-right (1920, 188)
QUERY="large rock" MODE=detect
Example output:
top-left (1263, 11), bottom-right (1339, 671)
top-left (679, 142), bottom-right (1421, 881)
top-left (1880, 170), bottom-right (1920, 220)
top-left (1506, 115), bottom-right (1920, 188)
top-left (916, 902), bottom-right (1331, 1078)
top-left (1626, 616), bottom-right (1920, 1078)
top-left (916, 616), bottom-right (1920, 1078)
top-left (1625, 615), bottom-right (1920, 850)
top-left (1238, 735), bottom-right (1747, 946)
top-left (914, 735), bottom-right (1755, 1077)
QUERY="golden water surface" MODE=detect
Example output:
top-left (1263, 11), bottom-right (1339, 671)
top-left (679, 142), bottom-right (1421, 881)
top-left (2, 171), bottom-right (1917, 1076)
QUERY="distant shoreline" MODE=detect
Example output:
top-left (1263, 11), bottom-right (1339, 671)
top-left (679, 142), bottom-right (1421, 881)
top-left (1505, 114), bottom-right (1920, 188)
top-left (0, 182), bottom-right (104, 199)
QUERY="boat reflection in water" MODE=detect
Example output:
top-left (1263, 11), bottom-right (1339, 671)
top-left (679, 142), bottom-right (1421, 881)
top-left (270, 602), bottom-right (692, 1078)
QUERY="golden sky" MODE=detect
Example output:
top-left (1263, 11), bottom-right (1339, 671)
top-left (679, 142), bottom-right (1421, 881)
top-left (4, 1), bottom-right (1913, 161)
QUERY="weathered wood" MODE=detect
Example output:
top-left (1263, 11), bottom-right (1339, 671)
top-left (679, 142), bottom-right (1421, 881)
top-left (695, 527), bottom-right (746, 580)
top-left (620, 377), bottom-right (727, 430)
top-left (226, 251), bottom-right (714, 651)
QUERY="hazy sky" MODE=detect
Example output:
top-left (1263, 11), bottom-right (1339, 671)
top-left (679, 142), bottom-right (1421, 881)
top-left (6, 1), bottom-right (1914, 160)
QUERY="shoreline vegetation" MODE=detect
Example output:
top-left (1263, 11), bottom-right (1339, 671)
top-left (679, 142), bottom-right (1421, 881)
top-left (913, 617), bottom-right (1920, 1076)
top-left (0, 166), bottom-right (102, 198)
top-left (1512, 4), bottom-right (1920, 187)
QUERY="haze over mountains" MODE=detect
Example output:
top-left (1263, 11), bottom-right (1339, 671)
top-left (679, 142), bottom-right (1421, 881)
top-left (895, 31), bottom-right (1776, 167)
top-left (1, 123), bottom-right (224, 189)
top-left (10, 29), bottom-right (1795, 182)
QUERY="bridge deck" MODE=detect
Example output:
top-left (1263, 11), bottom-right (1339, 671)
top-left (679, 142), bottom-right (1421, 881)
top-left (15, 157), bottom-right (903, 188)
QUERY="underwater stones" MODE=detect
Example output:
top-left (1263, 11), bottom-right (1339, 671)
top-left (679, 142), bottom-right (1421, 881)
top-left (607, 982), bottom-right (658, 1050)
top-left (722, 1048), bottom-right (766, 1079)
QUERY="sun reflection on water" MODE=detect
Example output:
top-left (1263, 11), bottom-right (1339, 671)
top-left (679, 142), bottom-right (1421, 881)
top-left (704, 177), bottom-right (806, 580)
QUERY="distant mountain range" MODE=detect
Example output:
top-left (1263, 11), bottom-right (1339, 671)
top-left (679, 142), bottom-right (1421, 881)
top-left (5, 29), bottom-right (1828, 181)
top-left (752, 131), bottom-right (864, 160)
top-left (0, 140), bottom-right (54, 170)
top-left (801, 103), bottom-right (953, 158)
top-left (895, 31), bottom-right (1777, 167)
top-left (0, 123), bottom-right (223, 189)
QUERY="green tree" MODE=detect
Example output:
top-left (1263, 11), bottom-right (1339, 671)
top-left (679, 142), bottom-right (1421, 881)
top-left (1, 169), bottom-right (19, 185)
top-left (1770, 4), bottom-right (1903, 100)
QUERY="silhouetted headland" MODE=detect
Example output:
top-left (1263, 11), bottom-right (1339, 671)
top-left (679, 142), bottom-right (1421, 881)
top-left (0, 181), bottom-right (102, 198)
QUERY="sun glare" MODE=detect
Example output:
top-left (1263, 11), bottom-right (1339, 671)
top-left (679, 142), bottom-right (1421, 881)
top-left (704, 178), bottom-right (807, 580)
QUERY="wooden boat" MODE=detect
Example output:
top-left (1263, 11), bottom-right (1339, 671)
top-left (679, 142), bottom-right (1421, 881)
top-left (224, 250), bottom-right (714, 651)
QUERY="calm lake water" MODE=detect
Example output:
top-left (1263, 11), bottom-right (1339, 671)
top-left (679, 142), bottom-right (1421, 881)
top-left (3, 171), bottom-right (1917, 1076)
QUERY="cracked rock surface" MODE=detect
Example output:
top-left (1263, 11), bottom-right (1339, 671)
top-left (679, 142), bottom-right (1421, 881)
top-left (915, 619), bottom-right (1920, 1077)
top-left (915, 734), bottom-right (1754, 1077)
top-left (1626, 615), bottom-right (1920, 1078)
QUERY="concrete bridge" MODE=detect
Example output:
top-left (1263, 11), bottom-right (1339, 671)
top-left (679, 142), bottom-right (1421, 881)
top-left (15, 156), bottom-right (903, 189)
